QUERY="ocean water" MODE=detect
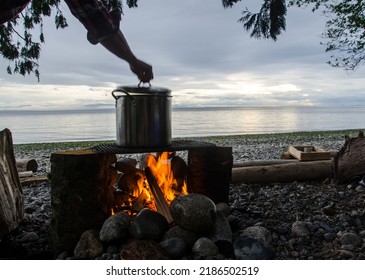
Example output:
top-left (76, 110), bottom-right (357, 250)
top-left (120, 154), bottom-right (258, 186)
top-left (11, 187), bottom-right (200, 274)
top-left (1, 106), bottom-right (365, 144)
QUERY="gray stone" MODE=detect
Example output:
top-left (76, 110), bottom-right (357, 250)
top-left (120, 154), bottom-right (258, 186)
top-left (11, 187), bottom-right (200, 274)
top-left (159, 238), bottom-right (187, 259)
top-left (99, 211), bottom-right (130, 242)
top-left (74, 229), bottom-right (104, 259)
top-left (323, 232), bottom-right (336, 242)
top-left (120, 240), bottom-right (168, 260)
top-left (170, 194), bottom-right (217, 234)
top-left (240, 226), bottom-right (272, 244)
top-left (162, 225), bottom-right (199, 248)
top-left (129, 208), bottom-right (168, 240)
top-left (20, 232), bottom-right (39, 242)
top-left (291, 221), bottom-right (310, 237)
top-left (216, 202), bottom-right (230, 217)
top-left (340, 232), bottom-right (363, 248)
top-left (233, 236), bottom-right (273, 260)
top-left (192, 237), bottom-right (219, 257)
top-left (208, 210), bottom-right (232, 244)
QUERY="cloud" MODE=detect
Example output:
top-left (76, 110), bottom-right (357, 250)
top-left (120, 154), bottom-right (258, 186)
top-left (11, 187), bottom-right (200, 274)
top-left (0, 1), bottom-right (364, 110)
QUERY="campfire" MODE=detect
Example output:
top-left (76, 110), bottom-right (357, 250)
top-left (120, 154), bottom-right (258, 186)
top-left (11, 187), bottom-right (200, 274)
top-left (49, 142), bottom-right (232, 254)
top-left (112, 152), bottom-right (188, 223)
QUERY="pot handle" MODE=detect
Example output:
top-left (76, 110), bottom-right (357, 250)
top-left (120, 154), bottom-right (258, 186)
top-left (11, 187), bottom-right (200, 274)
top-left (111, 88), bottom-right (136, 106)
top-left (111, 88), bottom-right (131, 100)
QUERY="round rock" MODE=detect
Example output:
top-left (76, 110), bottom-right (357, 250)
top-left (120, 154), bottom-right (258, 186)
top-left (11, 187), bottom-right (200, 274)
top-left (192, 237), bottom-right (219, 257)
top-left (99, 211), bottom-right (130, 242)
top-left (159, 238), bottom-right (187, 259)
top-left (240, 226), bottom-right (272, 244)
top-left (74, 229), bottom-right (104, 259)
top-left (162, 225), bottom-right (199, 248)
top-left (233, 236), bottom-right (273, 260)
top-left (340, 232), bottom-right (363, 248)
top-left (291, 221), bottom-right (310, 237)
top-left (129, 208), bottom-right (168, 240)
top-left (170, 194), bottom-right (216, 234)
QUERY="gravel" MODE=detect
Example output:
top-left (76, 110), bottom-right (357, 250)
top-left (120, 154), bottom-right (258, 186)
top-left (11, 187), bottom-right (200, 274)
top-left (1, 130), bottom-right (365, 259)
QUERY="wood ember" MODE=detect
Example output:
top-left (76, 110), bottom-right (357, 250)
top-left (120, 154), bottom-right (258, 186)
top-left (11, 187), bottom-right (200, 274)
top-left (115, 158), bottom-right (138, 174)
top-left (144, 167), bottom-right (174, 224)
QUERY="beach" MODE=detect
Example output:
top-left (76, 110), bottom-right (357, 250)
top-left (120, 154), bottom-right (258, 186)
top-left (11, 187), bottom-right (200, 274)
top-left (2, 129), bottom-right (365, 259)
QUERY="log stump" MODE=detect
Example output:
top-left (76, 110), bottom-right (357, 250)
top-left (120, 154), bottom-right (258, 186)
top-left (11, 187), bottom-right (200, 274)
top-left (49, 149), bottom-right (117, 254)
top-left (0, 129), bottom-right (24, 236)
top-left (332, 132), bottom-right (365, 184)
top-left (187, 146), bottom-right (232, 204)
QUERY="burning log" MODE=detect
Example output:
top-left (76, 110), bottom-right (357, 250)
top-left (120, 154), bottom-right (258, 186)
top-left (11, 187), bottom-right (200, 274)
top-left (0, 128), bottom-right (24, 236)
top-left (115, 158), bottom-right (138, 174)
top-left (145, 167), bottom-right (174, 224)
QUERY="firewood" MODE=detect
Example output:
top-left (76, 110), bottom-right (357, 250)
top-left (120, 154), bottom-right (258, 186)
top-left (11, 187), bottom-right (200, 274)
top-left (115, 158), bottom-right (138, 174)
top-left (16, 158), bottom-right (38, 172)
top-left (145, 167), bottom-right (173, 224)
top-left (0, 129), bottom-right (24, 236)
top-left (20, 176), bottom-right (48, 187)
top-left (18, 171), bottom-right (33, 178)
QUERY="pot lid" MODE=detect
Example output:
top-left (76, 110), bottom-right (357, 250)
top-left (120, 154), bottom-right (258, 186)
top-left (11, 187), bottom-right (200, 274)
top-left (114, 84), bottom-right (171, 95)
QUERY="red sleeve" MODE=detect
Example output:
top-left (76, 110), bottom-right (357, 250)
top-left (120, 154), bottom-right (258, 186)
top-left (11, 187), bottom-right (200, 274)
top-left (64, 0), bottom-right (121, 44)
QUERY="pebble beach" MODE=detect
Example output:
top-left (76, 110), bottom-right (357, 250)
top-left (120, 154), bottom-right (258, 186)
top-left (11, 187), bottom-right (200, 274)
top-left (1, 129), bottom-right (365, 259)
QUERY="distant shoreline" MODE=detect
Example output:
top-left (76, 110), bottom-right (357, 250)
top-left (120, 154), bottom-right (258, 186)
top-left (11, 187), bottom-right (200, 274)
top-left (2, 104), bottom-right (365, 114)
top-left (13, 128), bottom-right (363, 149)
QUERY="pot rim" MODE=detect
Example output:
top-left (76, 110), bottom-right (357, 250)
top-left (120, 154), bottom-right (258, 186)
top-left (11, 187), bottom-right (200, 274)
top-left (115, 85), bottom-right (171, 96)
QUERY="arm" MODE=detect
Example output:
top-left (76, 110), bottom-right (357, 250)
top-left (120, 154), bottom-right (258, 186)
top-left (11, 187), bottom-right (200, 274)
top-left (99, 30), bottom-right (153, 83)
top-left (64, 0), bottom-right (153, 83)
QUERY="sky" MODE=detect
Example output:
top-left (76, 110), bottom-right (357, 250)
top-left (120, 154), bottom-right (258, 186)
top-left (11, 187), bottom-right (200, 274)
top-left (0, 0), bottom-right (364, 111)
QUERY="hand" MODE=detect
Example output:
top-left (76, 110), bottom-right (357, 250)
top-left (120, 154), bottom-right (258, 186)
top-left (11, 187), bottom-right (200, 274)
top-left (129, 59), bottom-right (153, 83)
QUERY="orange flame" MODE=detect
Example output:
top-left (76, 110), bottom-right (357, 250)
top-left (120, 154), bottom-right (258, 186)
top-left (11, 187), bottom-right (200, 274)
top-left (146, 152), bottom-right (187, 204)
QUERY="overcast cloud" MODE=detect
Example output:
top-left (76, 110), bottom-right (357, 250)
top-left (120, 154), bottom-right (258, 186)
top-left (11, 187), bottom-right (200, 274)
top-left (0, 0), bottom-right (364, 110)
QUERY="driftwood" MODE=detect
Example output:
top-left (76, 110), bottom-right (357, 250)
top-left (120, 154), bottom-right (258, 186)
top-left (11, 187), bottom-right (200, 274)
top-left (18, 171), bottom-right (33, 178)
top-left (234, 159), bottom-right (296, 168)
top-left (16, 158), bottom-right (38, 172)
top-left (20, 176), bottom-right (48, 187)
top-left (231, 160), bottom-right (332, 184)
top-left (0, 128), bottom-right (24, 236)
top-left (49, 149), bottom-right (117, 254)
top-left (332, 132), bottom-right (365, 184)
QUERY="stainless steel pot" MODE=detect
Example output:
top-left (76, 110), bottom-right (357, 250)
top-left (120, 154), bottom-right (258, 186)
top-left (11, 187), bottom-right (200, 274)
top-left (112, 85), bottom-right (172, 147)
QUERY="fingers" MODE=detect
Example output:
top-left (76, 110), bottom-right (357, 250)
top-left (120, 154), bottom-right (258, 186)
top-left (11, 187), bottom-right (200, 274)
top-left (138, 68), bottom-right (153, 83)
top-left (130, 60), bottom-right (153, 83)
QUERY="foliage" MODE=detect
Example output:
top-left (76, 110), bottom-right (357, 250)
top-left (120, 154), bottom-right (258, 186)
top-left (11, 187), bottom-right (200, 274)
top-left (0, 0), bottom-right (123, 81)
top-left (323, 0), bottom-right (365, 70)
top-left (288, 0), bottom-right (365, 70)
top-left (1, 0), bottom-right (365, 80)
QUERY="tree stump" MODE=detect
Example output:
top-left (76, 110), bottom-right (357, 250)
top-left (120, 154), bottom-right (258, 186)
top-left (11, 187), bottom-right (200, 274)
top-left (187, 147), bottom-right (232, 204)
top-left (332, 132), bottom-right (365, 184)
top-left (0, 128), bottom-right (24, 236)
top-left (49, 149), bottom-right (117, 254)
